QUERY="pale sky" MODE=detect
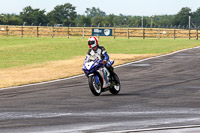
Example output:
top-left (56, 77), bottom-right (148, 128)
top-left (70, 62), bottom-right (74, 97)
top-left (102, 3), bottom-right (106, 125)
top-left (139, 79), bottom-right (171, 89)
top-left (0, 0), bottom-right (199, 16)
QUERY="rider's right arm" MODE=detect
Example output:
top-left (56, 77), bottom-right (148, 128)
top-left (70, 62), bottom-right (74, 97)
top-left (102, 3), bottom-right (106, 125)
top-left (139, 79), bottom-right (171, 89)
top-left (84, 49), bottom-right (92, 63)
top-left (84, 54), bottom-right (91, 62)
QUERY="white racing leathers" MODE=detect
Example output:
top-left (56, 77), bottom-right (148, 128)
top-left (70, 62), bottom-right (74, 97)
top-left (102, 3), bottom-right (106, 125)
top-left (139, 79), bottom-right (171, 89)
top-left (85, 46), bottom-right (109, 62)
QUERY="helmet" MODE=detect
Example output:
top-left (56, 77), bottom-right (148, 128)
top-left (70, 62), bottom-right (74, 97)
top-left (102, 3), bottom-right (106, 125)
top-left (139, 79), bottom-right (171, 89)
top-left (88, 36), bottom-right (98, 48)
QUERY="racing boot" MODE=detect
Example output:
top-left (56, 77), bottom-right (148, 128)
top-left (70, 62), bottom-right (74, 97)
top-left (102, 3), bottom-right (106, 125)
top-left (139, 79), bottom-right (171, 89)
top-left (102, 68), bottom-right (110, 88)
top-left (106, 65), bottom-right (119, 84)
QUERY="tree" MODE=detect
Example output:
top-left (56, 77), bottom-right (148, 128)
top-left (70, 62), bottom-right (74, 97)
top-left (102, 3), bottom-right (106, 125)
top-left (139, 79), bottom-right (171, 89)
top-left (5, 14), bottom-right (23, 25)
top-left (47, 3), bottom-right (77, 25)
top-left (85, 7), bottom-right (106, 17)
top-left (102, 14), bottom-right (115, 26)
top-left (105, 14), bottom-right (115, 26)
top-left (150, 15), bottom-right (175, 27)
top-left (173, 7), bottom-right (191, 26)
top-left (20, 6), bottom-right (48, 25)
top-left (0, 14), bottom-right (7, 25)
top-left (92, 16), bottom-right (104, 26)
top-left (192, 8), bottom-right (200, 27)
top-left (79, 15), bottom-right (92, 26)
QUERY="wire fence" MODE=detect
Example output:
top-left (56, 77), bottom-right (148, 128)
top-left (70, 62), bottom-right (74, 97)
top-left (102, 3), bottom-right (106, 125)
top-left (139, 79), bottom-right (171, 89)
top-left (19, 22), bottom-right (200, 29)
top-left (0, 25), bottom-right (199, 40)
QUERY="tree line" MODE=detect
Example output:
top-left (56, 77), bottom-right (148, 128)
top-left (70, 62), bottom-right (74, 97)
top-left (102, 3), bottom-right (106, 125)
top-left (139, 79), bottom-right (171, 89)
top-left (0, 3), bottom-right (199, 28)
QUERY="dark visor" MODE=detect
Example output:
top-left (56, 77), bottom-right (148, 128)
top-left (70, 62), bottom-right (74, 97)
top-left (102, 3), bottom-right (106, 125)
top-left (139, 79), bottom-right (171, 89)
top-left (88, 41), bottom-right (95, 45)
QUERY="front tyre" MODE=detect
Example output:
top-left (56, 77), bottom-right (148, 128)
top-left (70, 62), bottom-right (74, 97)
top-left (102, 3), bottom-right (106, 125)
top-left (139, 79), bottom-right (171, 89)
top-left (109, 73), bottom-right (121, 95)
top-left (88, 75), bottom-right (102, 96)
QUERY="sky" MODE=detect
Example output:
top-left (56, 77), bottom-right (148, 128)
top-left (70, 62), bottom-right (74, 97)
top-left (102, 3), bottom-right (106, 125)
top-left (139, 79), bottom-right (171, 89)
top-left (0, 0), bottom-right (200, 16)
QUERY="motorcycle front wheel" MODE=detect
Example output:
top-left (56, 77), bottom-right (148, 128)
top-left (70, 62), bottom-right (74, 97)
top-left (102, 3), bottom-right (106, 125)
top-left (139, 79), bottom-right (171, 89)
top-left (88, 75), bottom-right (102, 96)
top-left (109, 72), bottom-right (121, 95)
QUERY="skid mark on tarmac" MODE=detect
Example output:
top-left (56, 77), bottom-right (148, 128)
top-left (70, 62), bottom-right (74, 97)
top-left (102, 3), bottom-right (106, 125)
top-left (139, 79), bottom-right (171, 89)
top-left (1, 118), bottom-right (200, 133)
top-left (1, 108), bottom-right (200, 120)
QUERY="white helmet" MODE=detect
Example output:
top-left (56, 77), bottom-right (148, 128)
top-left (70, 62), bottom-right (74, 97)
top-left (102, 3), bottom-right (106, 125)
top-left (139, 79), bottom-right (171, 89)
top-left (88, 36), bottom-right (98, 48)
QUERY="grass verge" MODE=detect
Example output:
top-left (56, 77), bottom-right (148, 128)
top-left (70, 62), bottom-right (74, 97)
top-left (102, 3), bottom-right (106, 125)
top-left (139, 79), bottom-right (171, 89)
top-left (0, 54), bottom-right (157, 88)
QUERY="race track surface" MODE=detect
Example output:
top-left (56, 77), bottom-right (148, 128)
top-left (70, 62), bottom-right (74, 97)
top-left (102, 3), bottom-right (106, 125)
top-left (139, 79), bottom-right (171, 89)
top-left (0, 47), bottom-right (200, 133)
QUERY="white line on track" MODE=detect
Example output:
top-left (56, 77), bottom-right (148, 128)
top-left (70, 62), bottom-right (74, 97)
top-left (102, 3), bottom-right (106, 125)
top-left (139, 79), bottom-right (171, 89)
top-left (1, 46), bottom-right (200, 91)
top-left (96, 125), bottom-right (200, 133)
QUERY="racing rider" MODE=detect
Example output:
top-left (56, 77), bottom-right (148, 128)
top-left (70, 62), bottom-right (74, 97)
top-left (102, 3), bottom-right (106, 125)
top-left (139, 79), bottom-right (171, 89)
top-left (84, 36), bottom-right (117, 83)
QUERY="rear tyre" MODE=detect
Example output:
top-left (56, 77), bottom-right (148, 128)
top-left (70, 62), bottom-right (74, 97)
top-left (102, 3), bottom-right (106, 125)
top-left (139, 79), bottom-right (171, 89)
top-left (109, 73), bottom-right (121, 95)
top-left (88, 75), bottom-right (102, 96)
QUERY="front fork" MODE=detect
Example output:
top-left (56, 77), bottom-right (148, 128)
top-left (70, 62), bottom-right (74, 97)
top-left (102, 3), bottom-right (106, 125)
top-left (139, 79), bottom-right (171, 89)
top-left (89, 73), bottom-right (99, 84)
top-left (94, 74), bottom-right (99, 84)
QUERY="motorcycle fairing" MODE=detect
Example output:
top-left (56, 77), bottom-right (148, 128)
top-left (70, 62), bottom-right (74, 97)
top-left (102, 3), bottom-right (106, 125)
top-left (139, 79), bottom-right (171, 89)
top-left (97, 67), bottom-right (110, 88)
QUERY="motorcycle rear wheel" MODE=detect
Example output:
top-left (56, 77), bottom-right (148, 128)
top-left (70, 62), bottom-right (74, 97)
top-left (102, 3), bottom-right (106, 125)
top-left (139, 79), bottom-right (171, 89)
top-left (88, 75), bottom-right (102, 96)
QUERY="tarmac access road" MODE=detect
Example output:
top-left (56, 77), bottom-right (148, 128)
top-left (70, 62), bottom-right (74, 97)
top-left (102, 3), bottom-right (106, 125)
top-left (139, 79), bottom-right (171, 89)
top-left (0, 47), bottom-right (200, 133)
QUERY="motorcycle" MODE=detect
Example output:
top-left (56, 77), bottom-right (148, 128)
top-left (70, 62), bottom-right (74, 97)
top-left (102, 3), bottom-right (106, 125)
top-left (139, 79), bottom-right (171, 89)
top-left (82, 58), bottom-right (121, 96)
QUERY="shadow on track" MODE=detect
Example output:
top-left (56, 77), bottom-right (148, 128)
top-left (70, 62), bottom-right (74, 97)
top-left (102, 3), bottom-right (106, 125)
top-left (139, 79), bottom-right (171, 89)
top-left (100, 93), bottom-right (136, 97)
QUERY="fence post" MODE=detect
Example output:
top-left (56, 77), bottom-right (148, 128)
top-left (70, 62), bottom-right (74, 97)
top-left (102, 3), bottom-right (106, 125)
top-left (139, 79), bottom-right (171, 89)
top-left (189, 29), bottom-right (191, 40)
top-left (196, 29), bottom-right (198, 40)
top-left (83, 24), bottom-right (86, 38)
top-left (114, 24), bottom-right (116, 39)
top-left (68, 23), bottom-right (71, 38)
top-left (52, 27), bottom-right (54, 38)
top-left (158, 29), bottom-right (160, 40)
top-left (37, 26), bottom-right (39, 38)
top-left (68, 26), bottom-right (69, 38)
top-left (174, 29), bottom-right (176, 40)
top-left (6, 26), bottom-right (8, 37)
top-left (127, 25), bottom-right (129, 39)
top-left (143, 28), bottom-right (145, 39)
top-left (97, 23), bottom-right (100, 39)
top-left (21, 26), bottom-right (23, 38)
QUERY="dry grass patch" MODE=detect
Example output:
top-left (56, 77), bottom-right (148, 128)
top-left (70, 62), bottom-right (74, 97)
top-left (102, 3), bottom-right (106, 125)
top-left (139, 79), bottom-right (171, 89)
top-left (0, 54), bottom-right (157, 88)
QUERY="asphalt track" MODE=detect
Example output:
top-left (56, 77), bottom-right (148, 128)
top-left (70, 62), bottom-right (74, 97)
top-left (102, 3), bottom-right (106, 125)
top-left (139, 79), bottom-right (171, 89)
top-left (0, 47), bottom-right (200, 133)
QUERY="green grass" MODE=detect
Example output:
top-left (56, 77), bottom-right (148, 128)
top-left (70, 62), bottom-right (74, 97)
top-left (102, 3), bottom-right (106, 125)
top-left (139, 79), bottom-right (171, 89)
top-left (0, 37), bottom-right (200, 69)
